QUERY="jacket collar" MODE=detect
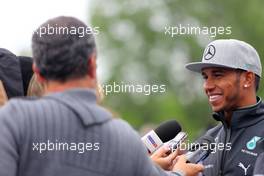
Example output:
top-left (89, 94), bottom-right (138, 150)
top-left (213, 97), bottom-right (264, 129)
top-left (45, 88), bottom-right (111, 126)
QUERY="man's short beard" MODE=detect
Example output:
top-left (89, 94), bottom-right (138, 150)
top-left (224, 71), bottom-right (242, 112)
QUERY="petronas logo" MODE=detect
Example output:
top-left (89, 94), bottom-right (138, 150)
top-left (246, 136), bottom-right (261, 150)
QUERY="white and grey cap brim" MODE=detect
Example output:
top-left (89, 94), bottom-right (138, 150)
top-left (185, 62), bottom-right (237, 73)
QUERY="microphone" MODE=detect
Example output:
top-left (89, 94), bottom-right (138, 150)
top-left (141, 120), bottom-right (181, 154)
top-left (165, 131), bottom-right (188, 154)
top-left (186, 135), bottom-right (215, 164)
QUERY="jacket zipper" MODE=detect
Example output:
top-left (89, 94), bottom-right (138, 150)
top-left (219, 123), bottom-right (231, 176)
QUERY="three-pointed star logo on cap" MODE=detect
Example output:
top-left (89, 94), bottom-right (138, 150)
top-left (204, 45), bottom-right (216, 60)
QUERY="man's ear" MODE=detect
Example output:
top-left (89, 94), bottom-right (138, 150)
top-left (32, 63), bottom-right (46, 83)
top-left (242, 71), bottom-right (254, 89)
top-left (87, 52), bottom-right (97, 79)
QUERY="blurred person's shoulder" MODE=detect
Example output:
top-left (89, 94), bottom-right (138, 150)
top-left (104, 117), bottom-right (143, 146)
top-left (108, 118), bottom-right (137, 133)
top-left (0, 96), bottom-right (46, 117)
top-left (0, 96), bottom-right (47, 134)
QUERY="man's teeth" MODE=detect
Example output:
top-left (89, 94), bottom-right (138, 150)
top-left (209, 95), bottom-right (221, 101)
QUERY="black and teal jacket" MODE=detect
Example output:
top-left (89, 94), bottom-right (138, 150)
top-left (201, 97), bottom-right (264, 176)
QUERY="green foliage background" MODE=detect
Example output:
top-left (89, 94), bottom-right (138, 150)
top-left (89, 0), bottom-right (264, 139)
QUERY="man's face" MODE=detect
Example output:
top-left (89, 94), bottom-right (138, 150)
top-left (201, 67), bottom-right (243, 112)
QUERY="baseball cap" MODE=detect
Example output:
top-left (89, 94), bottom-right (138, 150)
top-left (185, 39), bottom-right (262, 77)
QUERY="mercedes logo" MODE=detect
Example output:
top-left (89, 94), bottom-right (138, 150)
top-left (204, 45), bottom-right (216, 60)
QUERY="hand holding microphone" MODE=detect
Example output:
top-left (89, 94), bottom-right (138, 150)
top-left (151, 131), bottom-right (188, 170)
top-left (143, 119), bottom-right (208, 176)
top-left (150, 144), bottom-right (179, 170)
top-left (142, 119), bottom-right (189, 170)
top-left (141, 119), bottom-right (182, 170)
top-left (165, 131), bottom-right (188, 155)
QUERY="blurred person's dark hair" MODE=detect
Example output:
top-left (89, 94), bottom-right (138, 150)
top-left (18, 56), bottom-right (34, 95)
top-left (0, 48), bottom-right (24, 98)
top-left (32, 16), bottom-right (96, 82)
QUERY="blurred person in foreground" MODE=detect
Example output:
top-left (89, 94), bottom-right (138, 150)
top-left (0, 49), bottom-right (26, 106)
top-left (185, 39), bottom-right (264, 176)
top-left (18, 56), bottom-right (34, 95)
top-left (0, 16), bottom-right (203, 176)
top-left (0, 50), bottom-right (34, 106)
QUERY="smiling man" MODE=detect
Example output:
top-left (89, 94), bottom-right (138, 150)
top-left (185, 39), bottom-right (264, 176)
